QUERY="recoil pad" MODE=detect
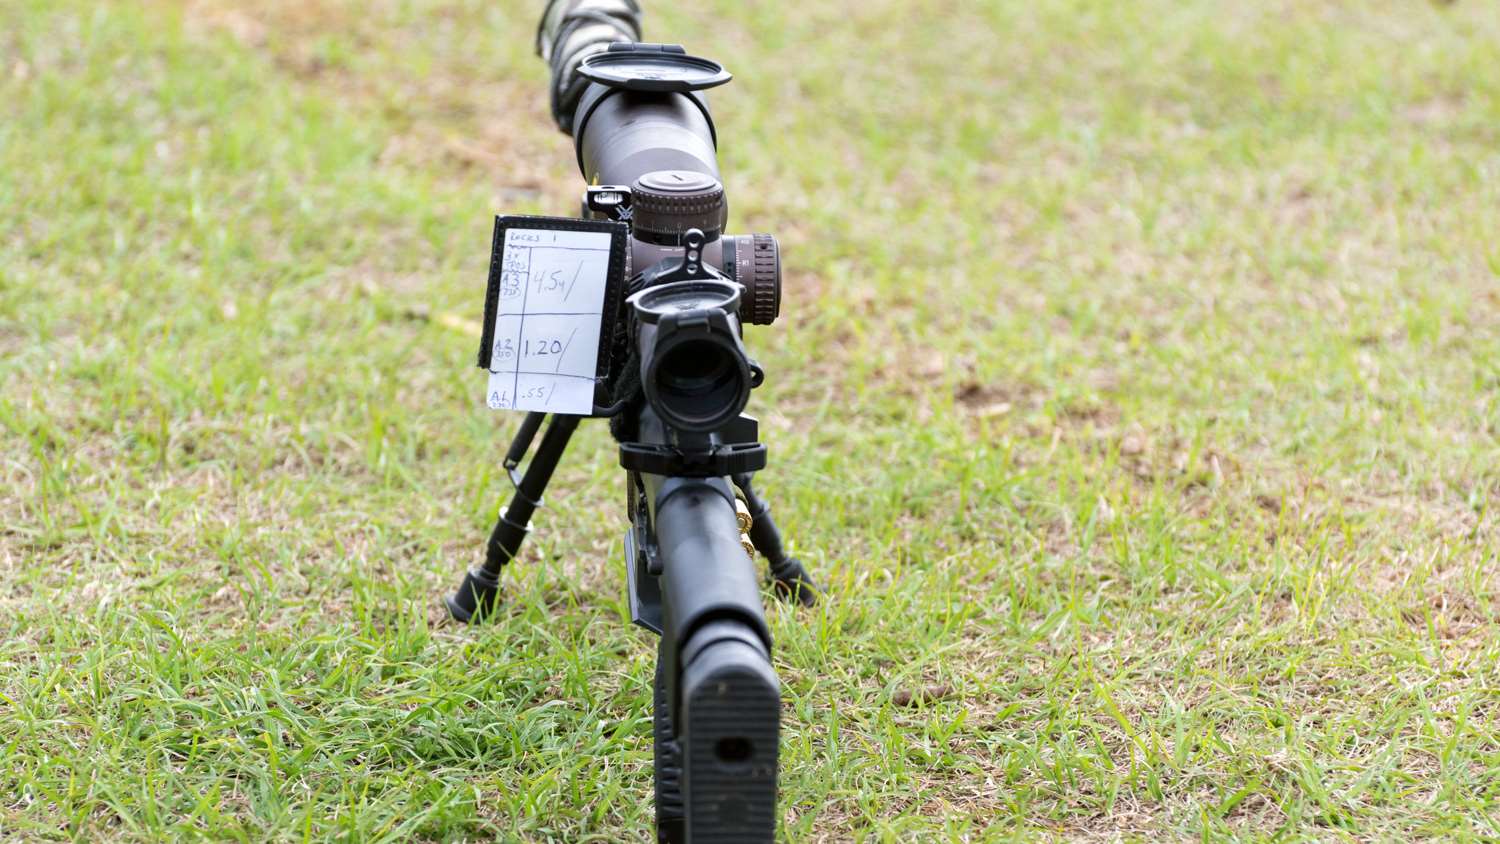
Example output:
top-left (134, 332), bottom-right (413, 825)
top-left (680, 630), bottom-right (779, 840)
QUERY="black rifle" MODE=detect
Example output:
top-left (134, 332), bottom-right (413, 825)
top-left (443, 2), bottom-right (818, 841)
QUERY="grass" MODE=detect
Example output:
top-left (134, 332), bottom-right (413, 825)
top-left (2, 0), bottom-right (1499, 839)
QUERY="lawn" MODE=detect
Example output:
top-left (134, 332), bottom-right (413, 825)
top-left (3, 0), bottom-right (1499, 840)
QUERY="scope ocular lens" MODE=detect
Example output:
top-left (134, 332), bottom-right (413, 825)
top-left (654, 339), bottom-right (745, 429)
top-left (629, 279), bottom-right (751, 433)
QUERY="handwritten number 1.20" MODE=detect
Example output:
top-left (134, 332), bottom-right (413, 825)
top-left (525, 338), bottom-right (565, 357)
top-left (494, 337), bottom-right (567, 363)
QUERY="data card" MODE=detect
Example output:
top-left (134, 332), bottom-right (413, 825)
top-left (477, 217), bottom-right (628, 415)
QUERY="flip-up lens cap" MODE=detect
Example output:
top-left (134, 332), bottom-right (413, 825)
top-left (578, 43), bottom-right (732, 93)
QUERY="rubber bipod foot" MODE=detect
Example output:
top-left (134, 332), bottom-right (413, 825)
top-left (446, 566), bottom-right (501, 623)
top-left (769, 556), bottom-right (819, 607)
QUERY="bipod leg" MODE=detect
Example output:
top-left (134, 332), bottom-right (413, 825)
top-left (733, 473), bottom-right (819, 607)
top-left (447, 412), bottom-right (581, 622)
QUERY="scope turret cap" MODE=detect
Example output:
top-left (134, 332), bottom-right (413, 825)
top-left (630, 170), bottom-right (727, 242)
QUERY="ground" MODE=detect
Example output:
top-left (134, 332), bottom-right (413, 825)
top-left (2, 0), bottom-right (1499, 840)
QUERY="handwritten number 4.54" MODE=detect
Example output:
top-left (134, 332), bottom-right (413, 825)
top-left (533, 263), bottom-right (582, 296)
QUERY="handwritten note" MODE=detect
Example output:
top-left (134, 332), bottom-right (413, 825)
top-left (485, 227), bottom-right (613, 414)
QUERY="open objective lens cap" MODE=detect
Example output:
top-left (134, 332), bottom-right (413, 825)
top-left (578, 42), bottom-right (732, 93)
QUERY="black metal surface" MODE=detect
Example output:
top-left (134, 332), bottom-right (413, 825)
top-left (619, 441), bottom-right (767, 477)
top-left (649, 475), bottom-right (772, 653)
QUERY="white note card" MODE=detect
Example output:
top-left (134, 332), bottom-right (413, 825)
top-left (485, 227), bottom-right (613, 414)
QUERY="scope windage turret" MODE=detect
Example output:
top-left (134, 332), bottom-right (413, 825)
top-left (628, 280), bottom-right (755, 433)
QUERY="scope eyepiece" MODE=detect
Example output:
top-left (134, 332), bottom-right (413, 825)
top-left (629, 279), bottom-right (754, 433)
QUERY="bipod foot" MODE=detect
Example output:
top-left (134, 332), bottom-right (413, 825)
top-left (445, 566), bottom-right (501, 623)
top-left (768, 556), bottom-right (819, 607)
top-left (733, 473), bottom-right (821, 607)
top-left (444, 413), bottom-right (579, 624)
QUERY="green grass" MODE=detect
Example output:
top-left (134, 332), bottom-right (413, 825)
top-left (3, 0), bottom-right (1499, 840)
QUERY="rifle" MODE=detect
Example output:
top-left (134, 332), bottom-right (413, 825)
top-left (443, 2), bottom-right (819, 840)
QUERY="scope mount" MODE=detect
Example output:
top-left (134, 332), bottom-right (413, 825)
top-left (620, 414), bottom-right (768, 477)
top-left (635, 228), bottom-right (726, 286)
top-left (577, 42), bottom-right (732, 93)
top-left (619, 440), bottom-right (767, 477)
